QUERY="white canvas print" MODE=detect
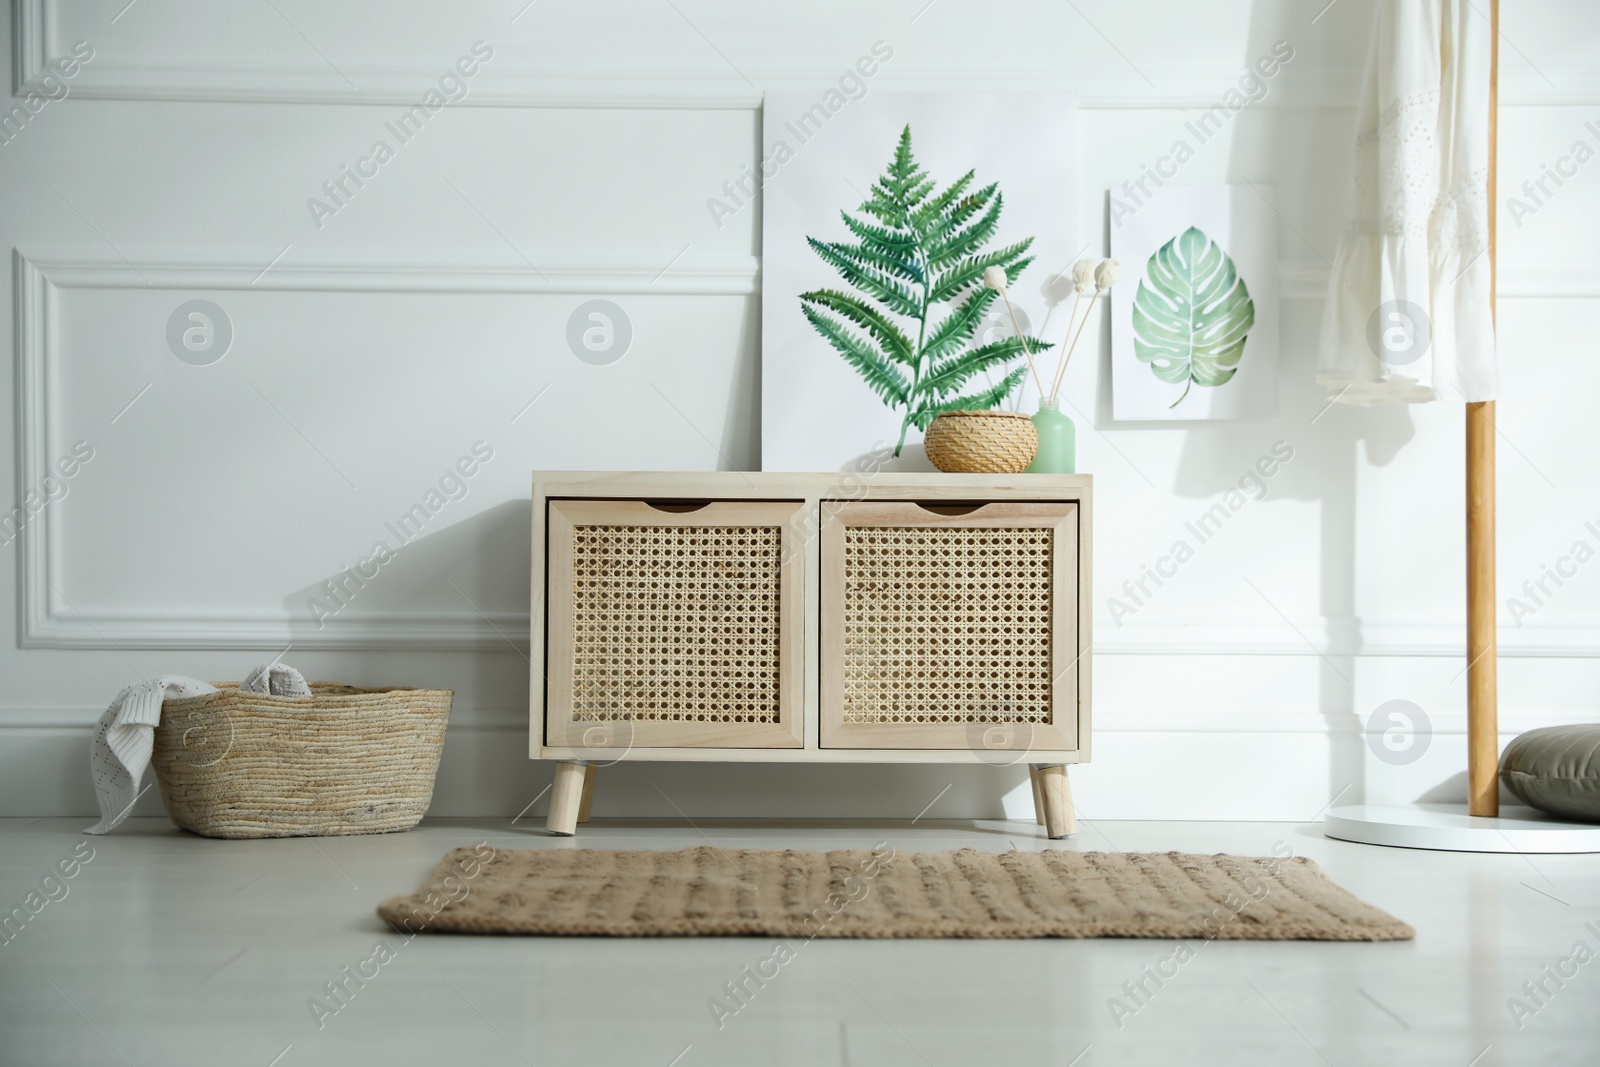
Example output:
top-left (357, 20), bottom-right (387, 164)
top-left (760, 91), bottom-right (1078, 472)
top-left (1110, 184), bottom-right (1278, 420)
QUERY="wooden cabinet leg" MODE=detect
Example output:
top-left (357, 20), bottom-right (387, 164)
top-left (547, 760), bottom-right (589, 836)
top-left (578, 763), bottom-right (597, 824)
top-left (1029, 766), bottom-right (1045, 825)
top-left (1034, 764), bottom-right (1075, 840)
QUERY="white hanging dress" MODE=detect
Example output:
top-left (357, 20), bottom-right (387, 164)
top-left (1317, 0), bottom-right (1496, 404)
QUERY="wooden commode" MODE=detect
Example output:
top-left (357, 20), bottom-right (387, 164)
top-left (531, 472), bottom-right (1091, 838)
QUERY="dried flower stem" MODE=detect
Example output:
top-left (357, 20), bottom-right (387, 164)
top-left (1048, 290), bottom-right (1088, 401)
top-left (999, 289), bottom-right (1048, 398)
top-left (1052, 289), bottom-right (1105, 400)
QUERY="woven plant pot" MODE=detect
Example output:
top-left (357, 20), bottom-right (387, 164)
top-left (923, 410), bottom-right (1039, 474)
top-left (151, 683), bottom-right (452, 839)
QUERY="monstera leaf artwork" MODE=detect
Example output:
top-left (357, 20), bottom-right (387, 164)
top-left (800, 126), bottom-right (1041, 456)
top-left (1132, 226), bottom-right (1255, 408)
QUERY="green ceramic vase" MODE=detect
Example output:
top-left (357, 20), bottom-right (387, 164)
top-left (1024, 397), bottom-right (1075, 473)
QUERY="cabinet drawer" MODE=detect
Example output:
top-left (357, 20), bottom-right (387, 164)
top-left (820, 501), bottom-right (1080, 751)
top-left (545, 500), bottom-right (806, 749)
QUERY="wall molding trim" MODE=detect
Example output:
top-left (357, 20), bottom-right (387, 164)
top-left (11, 248), bottom-right (755, 651)
top-left (19, 66), bottom-right (1600, 113)
top-left (15, 2), bottom-right (1600, 111)
top-left (17, 249), bottom-right (762, 296)
top-left (9, 0), bottom-right (42, 98)
top-left (15, 248), bottom-right (1600, 653)
top-left (1094, 618), bottom-right (1600, 659)
top-left (0, 705), bottom-right (533, 731)
top-left (34, 256), bottom-right (1585, 302)
top-left (2, 704), bottom-right (1590, 737)
top-left (1, 703), bottom-right (1587, 735)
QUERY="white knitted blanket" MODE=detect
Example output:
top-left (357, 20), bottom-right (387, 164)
top-left (86, 663), bottom-right (310, 834)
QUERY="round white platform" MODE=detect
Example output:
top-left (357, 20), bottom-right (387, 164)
top-left (1324, 803), bottom-right (1600, 854)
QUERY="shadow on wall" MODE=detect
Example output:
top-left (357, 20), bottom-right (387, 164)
top-left (720, 296), bottom-right (764, 470)
top-left (1080, 0), bottom-right (1448, 816)
top-left (282, 497), bottom-right (531, 657)
top-left (844, 443), bottom-right (935, 474)
top-left (1230, 0), bottom-right (1404, 814)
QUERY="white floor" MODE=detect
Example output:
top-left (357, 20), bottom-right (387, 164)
top-left (1, 816), bottom-right (1595, 1066)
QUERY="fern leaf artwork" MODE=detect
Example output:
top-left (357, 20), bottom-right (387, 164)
top-left (800, 126), bottom-right (1040, 455)
top-left (1131, 226), bottom-right (1255, 408)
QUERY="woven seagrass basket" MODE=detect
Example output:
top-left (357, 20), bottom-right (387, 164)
top-left (151, 683), bottom-right (452, 839)
top-left (923, 410), bottom-right (1039, 474)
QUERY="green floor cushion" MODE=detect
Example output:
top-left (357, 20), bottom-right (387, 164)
top-left (1500, 725), bottom-right (1600, 823)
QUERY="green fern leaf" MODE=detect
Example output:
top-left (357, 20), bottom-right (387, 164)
top-left (840, 212), bottom-right (919, 255)
top-left (802, 125), bottom-right (1040, 455)
top-left (910, 365), bottom-right (1030, 430)
top-left (936, 184), bottom-right (997, 237)
top-left (910, 170), bottom-right (976, 235)
top-left (801, 304), bottom-right (909, 406)
top-left (860, 192), bottom-right (910, 228)
top-left (800, 289), bottom-right (914, 365)
top-left (928, 191), bottom-right (1004, 268)
top-left (920, 337), bottom-right (1040, 398)
top-left (860, 127), bottom-right (929, 225)
top-left (819, 235), bottom-right (923, 285)
top-left (807, 238), bottom-right (921, 317)
top-left (929, 240), bottom-right (1035, 303)
top-left (904, 177), bottom-right (936, 209)
top-left (884, 126), bottom-right (923, 190)
top-left (920, 288), bottom-right (997, 365)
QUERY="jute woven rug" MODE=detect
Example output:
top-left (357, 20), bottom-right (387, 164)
top-left (377, 846), bottom-right (1413, 940)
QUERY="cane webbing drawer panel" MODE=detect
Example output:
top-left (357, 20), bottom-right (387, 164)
top-left (545, 500), bottom-right (805, 749)
top-left (570, 522), bottom-right (781, 724)
top-left (840, 524), bottom-right (1054, 725)
top-left (820, 501), bottom-right (1079, 751)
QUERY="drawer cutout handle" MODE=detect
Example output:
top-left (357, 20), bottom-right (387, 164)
top-left (646, 500), bottom-right (713, 513)
top-left (915, 502), bottom-right (986, 516)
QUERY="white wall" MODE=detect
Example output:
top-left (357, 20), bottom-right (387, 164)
top-left (4, 0), bottom-right (1599, 824)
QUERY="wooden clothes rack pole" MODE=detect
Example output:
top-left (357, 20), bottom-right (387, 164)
top-left (1466, 0), bottom-right (1499, 817)
top-left (1327, 0), bottom-right (1598, 853)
